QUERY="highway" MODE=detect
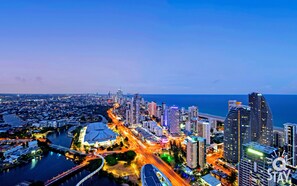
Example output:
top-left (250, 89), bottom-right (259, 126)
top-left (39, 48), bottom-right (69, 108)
top-left (76, 153), bottom-right (105, 186)
top-left (108, 109), bottom-right (190, 186)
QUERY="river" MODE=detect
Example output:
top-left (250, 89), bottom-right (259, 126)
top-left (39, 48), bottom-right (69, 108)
top-left (0, 128), bottom-right (120, 186)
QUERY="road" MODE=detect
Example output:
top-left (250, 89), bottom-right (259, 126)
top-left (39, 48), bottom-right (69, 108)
top-left (108, 109), bottom-right (190, 186)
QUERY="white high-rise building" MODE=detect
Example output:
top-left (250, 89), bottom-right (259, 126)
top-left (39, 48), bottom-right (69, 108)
top-left (148, 101), bottom-right (157, 117)
top-left (126, 94), bottom-right (141, 127)
top-left (168, 106), bottom-right (180, 135)
top-left (197, 120), bottom-right (211, 144)
top-left (187, 137), bottom-right (197, 169)
top-left (156, 106), bottom-right (162, 118)
top-left (284, 123), bottom-right (297, 167)
top-left (185, 121), bottom-right (192, 133)
top-left (188, 106), bottom-right (198, 121)
top-left (197, 137), bottom-right (206, 169)
top-left (186, 136), bottom-right (206, 169)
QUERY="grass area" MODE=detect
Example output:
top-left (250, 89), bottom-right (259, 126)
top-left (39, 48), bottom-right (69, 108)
top-left (86, 159), bottom-right (103, 172)
top-left (160, 153), bottom-right (174, 164)
top-left (105, 150), bottom-right (136, 166)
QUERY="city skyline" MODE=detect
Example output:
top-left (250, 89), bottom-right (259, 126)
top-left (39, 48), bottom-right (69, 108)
top-left (1, 0), bottom-right (297, 94)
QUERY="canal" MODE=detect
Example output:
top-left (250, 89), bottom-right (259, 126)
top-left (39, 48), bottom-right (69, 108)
top-left (0, 128), bottom-right (120, 186)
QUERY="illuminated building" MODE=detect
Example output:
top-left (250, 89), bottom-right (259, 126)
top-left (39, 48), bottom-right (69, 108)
top-left (186, 136), bottom-right (197, 169)
top-left (273, 128), bottom-right (284, 148)
top-left (197, 120), bottom-right (211, 144)
top-left (186, 136), bottom-right (206, 169)
top-left (239, 142), bottom-right (278, 186)
top-left (148, 101), bottom-right (157, 117)
top-left (168, 106), bottom-right (180, 135)
top-left (162, 108), bottom-right (168, 128)
top-left (224, 102), bottom-right (251, 164)
top-left (249, 92), bottom-right (273, 146)
top-left (127, 94), bottom-right (141, 127)
top-left (201, 174), bottom-right (221, 186)
top-left (81, 122), bottom-right (118, 147)
top-left (188, 106), bottom-right (198, 121)
top-left (284, 123), bottom-right (297, 167)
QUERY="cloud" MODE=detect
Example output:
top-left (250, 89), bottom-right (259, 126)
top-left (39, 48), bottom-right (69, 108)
top-left (15, 76), bottom-right (27, 83)
top-left (212, 79), bottom-right (220, 84)
top-left (35, 76), bottom-right (43, 83)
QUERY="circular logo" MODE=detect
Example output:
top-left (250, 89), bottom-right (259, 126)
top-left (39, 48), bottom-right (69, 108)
top-left (272, 157), bottom-right (287, 172)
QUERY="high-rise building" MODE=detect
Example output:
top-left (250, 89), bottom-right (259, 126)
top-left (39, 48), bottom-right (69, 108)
top-left (197, 137), bottom-right (206, 169)
top-left (186, 136), bottom-right (206, 169)
top-left (239, 142), bottom-right (278, 186)
top-left (228, 100), bottom-right (237, 111)
top-left (284, 123), bottom-right (297, 167)
top-left (115, 89), bottom-right (123, 103)
top-left (148, 101), bottom-right (157, 117)
top-left (249, 92), bottom-right (273, 146)
top-left (126, 101), bottom-right (132, 124)
top-left (185, 117), bottom-right (198, 135)
top-left (197, 120), bottom-right (211, 145)
top-left (162, 108), bottom-right (168, 128)
top-left (188, 106), bottom-right (198, 121)
top-left (168, 106), bottom-right (180, 135)
top-left (129, 94), bottom-right (141, 126)
top-left (162, 102), bottom-right (166, 112)
top-left (186, 136), bottom-right (197, 169)
top-left (273, 128), bottom-right (284, 148)
top-left (224, 102), bottom-right (251, 164)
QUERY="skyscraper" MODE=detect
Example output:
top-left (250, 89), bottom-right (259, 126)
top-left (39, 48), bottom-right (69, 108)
top-left (239, 142), bottom-right (278, 186)
top-left (197, 137), bottom-right (206, 169)
top-left (197, 120), bottom-right (211, 145)
top-left (186, 136), bottom-right (197, 169)
top-left (224, 102), bottom-right (251, 164)
top-left (148, 101), bottom-right (157, 117)
top-left (273, 128), bottom-right (284, 148)
top-left (186, 136), bottom-right (206, 169)
top-left (185, 117), bottom-right (198, 135)
top-left (168, 106), bottom-right (180, 135)
top-left (249, 92), bottom-right (273, 146)
top-left (188, 106), bottom-right (198, 121)
top-left (129, 94), bottom-right (141, 126)
top-left (284, 123), bottom-right (297, 167)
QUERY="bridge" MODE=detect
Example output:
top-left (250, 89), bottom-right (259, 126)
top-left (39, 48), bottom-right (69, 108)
top-left (45, 145), bottom-right (105, 186)
top-left (44, 162), bottom-right (89, 186)
top-left (76, 153), bottom-right (105, 186)
top-left (49, 144), bottom-right (86, 156)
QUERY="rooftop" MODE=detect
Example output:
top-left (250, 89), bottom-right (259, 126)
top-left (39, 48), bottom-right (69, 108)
top-left (201, 174), bottom-right (221, 186)
top-left (141, 164), bottom-right (172, 186)
top-left (84, 122), bottom-right (117, 144)
top-left (243, 142), bottom-right (277, 155)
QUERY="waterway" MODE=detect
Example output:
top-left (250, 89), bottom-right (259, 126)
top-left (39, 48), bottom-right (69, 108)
top-left (0, 128), bottom-right (120, 186)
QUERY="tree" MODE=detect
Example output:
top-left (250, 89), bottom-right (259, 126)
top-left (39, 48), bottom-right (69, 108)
top-left (105, 155), bottom-right (118, 166)
top-left (210, 128), bottom-right (214, 134)
top-left (228, 170), bottom-right (237, 185)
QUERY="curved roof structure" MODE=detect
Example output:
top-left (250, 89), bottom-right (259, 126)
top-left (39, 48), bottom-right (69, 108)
top-left (84, 122), bottom-right (117, 144)
top-left (141, 164), bottom-right (172, 186)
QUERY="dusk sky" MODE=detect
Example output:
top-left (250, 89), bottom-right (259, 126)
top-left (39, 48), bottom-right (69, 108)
top-left (0, 0), bottom-right (297, 94)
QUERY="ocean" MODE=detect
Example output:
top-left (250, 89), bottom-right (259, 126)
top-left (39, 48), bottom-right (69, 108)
top-left (140, 94), bottom-right (297, 128)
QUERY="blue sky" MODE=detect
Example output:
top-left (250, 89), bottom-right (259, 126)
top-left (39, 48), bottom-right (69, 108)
top-left (0, 0), bottom-right (297, 94)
